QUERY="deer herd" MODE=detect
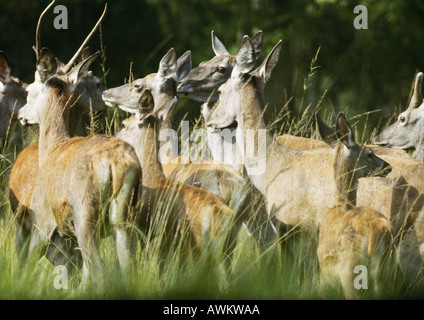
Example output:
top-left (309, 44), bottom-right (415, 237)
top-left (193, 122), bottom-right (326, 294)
top-left (2, 2), bottom-right (424, 299)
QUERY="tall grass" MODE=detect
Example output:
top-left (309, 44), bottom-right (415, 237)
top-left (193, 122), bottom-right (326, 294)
top-left (1, 53), bottom-right (424, 300)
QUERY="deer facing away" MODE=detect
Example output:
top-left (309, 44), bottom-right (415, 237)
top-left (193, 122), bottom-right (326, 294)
top-left (316, 112), bottom-right (392, 299)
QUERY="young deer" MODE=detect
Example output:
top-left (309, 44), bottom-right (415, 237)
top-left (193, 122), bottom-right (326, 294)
top-left (0, 51), bottom-right (27, 139)
top-left (116, 88), bottom-right (239, 256)
top-left (17, 31), bottom-right (140, 289)
top-left (9, 4), bottom-right (107, 261)
top-left (316, 112), bottom-right (392, 299)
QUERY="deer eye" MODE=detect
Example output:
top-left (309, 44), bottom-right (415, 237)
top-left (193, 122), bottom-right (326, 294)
top-left (367, 152), bottom-right (374, 159)
top-left (121, 121), bottom-right (126, 129)
top-left (399, 115), bottom-right (406, 123)
top-left (217, 67), bottom-right (227, 74)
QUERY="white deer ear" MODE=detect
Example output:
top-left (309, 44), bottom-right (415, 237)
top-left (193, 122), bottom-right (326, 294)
top-left (211, 31), bottom-right (230, 56)
top-left (232, 36), bottom-right (256, 77)
top-left (336, 112), bottom-right (356, 149)
top-left (37, 48), bottom-right (58, 83)
top-left (255, 40), bottom-right (282, 83)
top-left (158, 48), bottom-right (177, 80)
top-left (68, 52), bottom-right (99, 86)
top-left (0, 51), bottom-right (11, 84)
top-left (136, 88), bottom-right (155, 124)
top-left (138, 88), bottom-right (155, 113)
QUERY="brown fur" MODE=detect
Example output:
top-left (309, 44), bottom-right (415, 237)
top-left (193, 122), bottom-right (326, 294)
top-left (117, 111), bottom-right (240, 254)
top-left (274, 132), bottom-right (424, 277)
top-left (317, 135), bottom-right (392, 299)
top-left (9, 66), bottom-right (106, 258)
top-left (17, 59), bottom-right (141, 284)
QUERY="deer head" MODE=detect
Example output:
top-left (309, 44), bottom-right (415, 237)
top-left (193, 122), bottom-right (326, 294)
top-left (374, 72), bottom-right (424, 162)
top-left (0, 51), bottom-right (27, 136)
top-left (177, 30), bottom-right (263, 102)
top-left (24, 1), bottom-right (106, 128)
top-left (102, 49), bottom-right (190, 123)
top-left (317, 112), bottom-right (392, 181)
top-left (203, 36), bottom-right (282, 131)
top-left (18, 48), bottom-right (100, 127)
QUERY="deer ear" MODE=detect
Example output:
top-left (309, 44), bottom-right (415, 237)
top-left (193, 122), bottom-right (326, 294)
top-left (37, 48), bottom-right (58, 83)
top-left (316, 113), bottom-right (338, 148)
top-left (211, 31), bottom-right (230, 56)
top-left (68, 52), bottom-right (99, 86)
top-left (158, 48), bottom-right (177, 80)
top-left (232, 36), bottom-right (256, 77)
top-left (176, 50), bottom-right (192, 81)
top-left (137, 88), bottom-right (154, 115)
top-left (0, 51), bottom-right (11, 84)
top-left (411, 72), bottom-right (424, 110)
top-left (81, 47), bottom-right (91, 61)
top-left (254, 40), bottom-right (282, 83)
top-left (335, 112), bottom-right (356, 149)
top-left (250, 30), bottom-right (263, 60)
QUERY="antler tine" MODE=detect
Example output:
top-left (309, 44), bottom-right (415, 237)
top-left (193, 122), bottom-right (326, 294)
top-left (35, 0), bottom-right (56, 61)
top-left (63, 3), bottom-right (107, 73)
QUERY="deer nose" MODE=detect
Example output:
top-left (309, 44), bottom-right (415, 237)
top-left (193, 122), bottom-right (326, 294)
top-left (102, 90), bottom-right (117, 108)
top-left (177, 82), bottom-right (192, 95)
top-left (373, 134), bottom-right (387, 146)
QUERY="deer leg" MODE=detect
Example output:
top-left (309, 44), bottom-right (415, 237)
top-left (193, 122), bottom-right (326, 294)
top-left (109, 166), bottom-right (139, 277)
top-left (15, 221), bottom-right (31, 264)
top-left (45, 228), bottom-right (82, 271)
top-left (73, 206), bottom-right (105, 287)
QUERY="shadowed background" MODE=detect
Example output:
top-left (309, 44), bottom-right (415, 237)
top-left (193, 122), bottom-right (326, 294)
top-left (1, 0), bottom-right (424, 139)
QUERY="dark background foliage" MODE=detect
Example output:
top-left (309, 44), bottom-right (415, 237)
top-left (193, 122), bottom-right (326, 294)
top-left (2, 0), bottom-right (424, 139)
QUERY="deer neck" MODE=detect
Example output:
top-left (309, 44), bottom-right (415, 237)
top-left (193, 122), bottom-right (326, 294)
top-left (38, 83), bottom-right (71, 166)
top-left (138, 118), bottom-right (165, 189)
top-left (333, 143), bottom-right (357, 207)
top-left (158, 111), bottom-right (178, 159)
top-left (234, 77), bottom-right (287, 194)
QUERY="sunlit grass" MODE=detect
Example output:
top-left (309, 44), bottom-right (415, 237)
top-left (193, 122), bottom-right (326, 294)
top-left (1, 52), bottom-right (424, 300)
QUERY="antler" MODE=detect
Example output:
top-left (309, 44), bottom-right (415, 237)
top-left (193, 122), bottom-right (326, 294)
top-left (34, 0), bottom-right (56, 61)
top-left (62, 3), bottom-right (107, 73)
